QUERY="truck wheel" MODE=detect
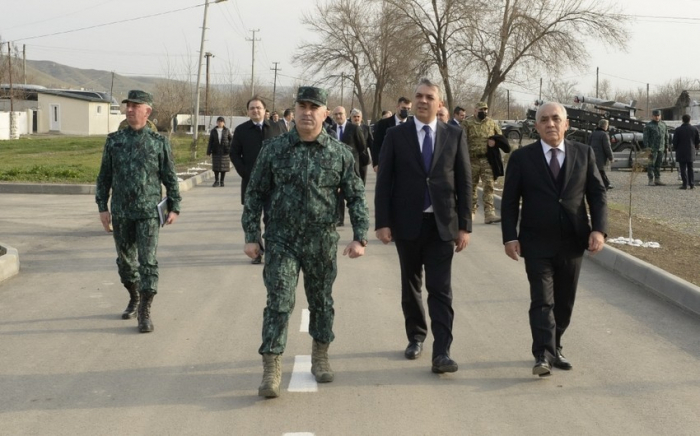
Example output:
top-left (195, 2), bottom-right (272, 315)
top-left (507, 130), bottom-right (521, 141)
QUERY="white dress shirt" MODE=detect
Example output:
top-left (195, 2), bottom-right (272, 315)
top-left (414, 117), bottom-right (438, 213)
top-left (541, 139), bottom-right (565, 168)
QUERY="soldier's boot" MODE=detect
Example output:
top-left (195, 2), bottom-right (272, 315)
top-left (311, 340), bottom-right (334, 383)
top-left (121, 283), bottom-right (140, 320)
top-left (654, 178), bottom-right (666, 186)
top-left (484, 212), bottom-right (501, 224)
top-left (137, 293), bottom-right (154, 333)
top-left (258, 354), bottom-right (282, 398)
top-left (648, 179), bottom-right (655, 186)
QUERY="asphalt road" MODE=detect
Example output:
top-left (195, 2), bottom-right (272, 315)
top-left (1, 173), bottom-right (700, 436)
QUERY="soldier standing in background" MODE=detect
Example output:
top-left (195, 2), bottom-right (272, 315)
top-left (96, 90), bottom-right (181, 333)
top-left (242, 86), bottom-right (369, 398)
top-left (644, 109), bottom-right (669, 186)
top-left (463, 101), bottom-right (502, 224)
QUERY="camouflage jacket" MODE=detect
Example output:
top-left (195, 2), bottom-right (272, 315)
top-left (462, 116), bottom-right (502, 157)
top-left (643, 120), bottom-right (668, 151)
top-left (96, 126), bottom-right (181, 219)
top-left (242, 128), bottom-right (369, 244)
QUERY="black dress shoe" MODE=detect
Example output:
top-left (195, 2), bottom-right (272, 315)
top-left (431, 355), bottom-right (458, 374)
top-left (404, 341), bottom-right (423, 360)
top-left (679, 185), bottom-right (688, 190)
top-left (212, 181), bottom-right (220, 187)
top-left (533, 355), bottom-right (551, 377)
top-left (220, 181), bottom-right (224, 187)
top-left (552, 348), bottom-right (572, 370)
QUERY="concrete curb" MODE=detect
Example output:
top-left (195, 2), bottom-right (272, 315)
top-left (0, 243), bottom-right (20, 283)
top-left (485, 188), bottom-right (700, 317)
top-left (0, 170), bottom-right (214, 284)
top-left (0, 170), bottom-right (214, 195)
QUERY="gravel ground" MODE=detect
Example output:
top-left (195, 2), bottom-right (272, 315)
top-left (606, 169), bottom-right (700, 237)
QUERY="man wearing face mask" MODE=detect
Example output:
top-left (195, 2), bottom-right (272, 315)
top-left (371, 97), bottom-right (412, 172)
top-left (463, 101), bottom-right (503, 224)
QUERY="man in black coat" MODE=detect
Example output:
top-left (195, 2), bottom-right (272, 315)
top-left (331, 106), bottom-right (368, 225)
top-left (371, 96), bottom-right (412, 172)
top-left (375, 78), bottom-right (471, 374)
top-left (501, 101), bottom-right (607, 377)
top-left (587, 119), bottom-right (614, 190)
top-left (449, 106), bottom-right (466, 126)
top-left (672, 114), bottom-right (700, 189)
top-left (230, 96), bottom-right (283, 263)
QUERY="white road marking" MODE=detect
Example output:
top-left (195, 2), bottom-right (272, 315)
top-left (300, 309), bottom-right (310, 332)
top-left (283, 433), bottom-right (315, 436)
top-left (287, 355), bottom-right (317, 392)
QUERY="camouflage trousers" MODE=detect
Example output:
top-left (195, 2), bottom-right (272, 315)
top-left (112, 216), bottom-right (160, 296)
top-left (259, 230), bottom-right (340, 355)
top-left (471, 157), bottom-right (496, 214)
top-left (647, 148), bottom-right (663, 180)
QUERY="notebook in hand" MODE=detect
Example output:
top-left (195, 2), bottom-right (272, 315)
top-left (157, 197), bottom-right (170, 227)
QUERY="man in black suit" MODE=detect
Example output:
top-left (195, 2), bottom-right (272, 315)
top-left (279, 108), bottom-right (294, 132)
top-left (501, 101), bottom-right (607, 377)
top-left (331, 106), bottom-right (368, 225)
top-left (371, 96), bottom-right (412, 172)
top-left (449, 106), bottom-right (465, 126)
top-left (375, 78), bottom-right (472, 374)
top-left (231, 96), bottom-right (283, 264)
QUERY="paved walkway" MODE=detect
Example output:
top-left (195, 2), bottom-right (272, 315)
top-left (1, 173), bottom-right (700, 435)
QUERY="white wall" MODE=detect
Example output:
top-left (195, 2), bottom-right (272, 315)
top-left (0, 111), bottom-right (27, 140)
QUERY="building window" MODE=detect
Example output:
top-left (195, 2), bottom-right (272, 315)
top-left (97, 105), bottom-right (102, 114)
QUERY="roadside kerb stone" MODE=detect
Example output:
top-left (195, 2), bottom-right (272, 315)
top-left (0, 243), bottom-right (20, 283)
top-left (483, 188), bottom-right (700, 317)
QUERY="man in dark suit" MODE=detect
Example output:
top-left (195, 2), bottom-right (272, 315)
top-left (449, 106), bottom-right (465, 126)
top-left (501, 101), bottom-right (607, 377)
top-left (231, 96), bottom-right (283, 264)
top-left (672, 114), bottom-right (700, 189)
top-left (331, 106), bottom-right (368, 225)
top-left (371, 96), bottom-right (412, 172)
top-left (279, 108), bottom-right (294, 132)
top-left (375, 78), bottom-right (472, 374)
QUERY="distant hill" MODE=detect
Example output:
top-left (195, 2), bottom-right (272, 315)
top-left (23, 60), bottom-right (162, 101)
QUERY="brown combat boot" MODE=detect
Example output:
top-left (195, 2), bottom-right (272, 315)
top-left (121, 283), bottom-right (140, 320)
top-left (137, 293), bottom-right (154, 333)
top-left (258, 354), bottom-right (282, 398)
top-left (311, 340), bottom-right (334, 383)
top-left (484, 213), bottom-right (501, 224)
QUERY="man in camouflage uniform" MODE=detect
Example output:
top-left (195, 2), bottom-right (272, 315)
top-left (242, 86), bottom-right (369, 398)
top-left (643, 109), bottom-right (669, 186)
top-left (462, 101), bottom-right (503, 223)
top-left (96, 90), bottom-right (181, 333)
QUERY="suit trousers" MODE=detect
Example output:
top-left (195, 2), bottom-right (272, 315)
top-left (679, 161), bottom-right (694, 187)
top-left (524, 240), bottom-right (583, 358)
top-left (394, 214), bottom-right (455, 358)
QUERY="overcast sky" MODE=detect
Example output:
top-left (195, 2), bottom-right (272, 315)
top-left (1, 0), bottom-right (699, 108)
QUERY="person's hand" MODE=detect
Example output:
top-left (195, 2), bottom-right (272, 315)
top-left (373, 165), bottom-right (378, 173)
top-left (343, 241), bottom-right (365, 258)
top-left (487, 138), bottom-right (496, 147)
top-left (165, 211), bottom-right (178, 225)
top-left (99, 211), bottom-right (112, 233)
top-left (244, 243), bottom-right (261, 259)
top-left (505, 241), bottom-right (520, 260)
top-left (376, 227), bottom-right (392, 244)
top-left (454, 230), bottom-right (470, 252)
top-left (587, 231), bottom-right (605, 253)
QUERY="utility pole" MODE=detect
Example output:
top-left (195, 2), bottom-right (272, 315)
top-left (192, 0), bottom-right (228, 158)
top-left (22, 44), bottom-right (26, 85)
top-left (8, 42), bottom-right (17, 139)
top-left (109, 71), bottom-right (115, 133)
top-left (646, 83), bottom-right (650, 117)
top-left (507, 89), bottom-right (510, 120)
top-left (340, 72), bottom-right (345, 107)
top-left (270, 62), bottom-right (281, 111)
top-left (204, 52), bottom-right (214, 124)
top-left (539, 78), bottom-right (543, 101)
top-left (247, 29), bottom-right (260, 96)
top-left (596, 67), bottom-right (599, 99)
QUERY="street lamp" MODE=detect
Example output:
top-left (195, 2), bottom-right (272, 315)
top-left (192, 0), bottom-right (228, 159)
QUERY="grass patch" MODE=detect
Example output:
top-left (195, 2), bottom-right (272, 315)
top-left (0, 134), bottom-right (207, 183)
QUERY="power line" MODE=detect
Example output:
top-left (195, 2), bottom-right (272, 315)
top-left (9, 4), bottom-right (205, 43)
top-left (3, 0), bottom-right (115, 31)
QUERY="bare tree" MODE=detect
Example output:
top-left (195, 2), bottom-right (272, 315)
top-left (383, 0), bottom-right (473, 111)
top-left (543, 79), bottom-right (580, 104)
top-left (459, 0), bottom-right (629, 107)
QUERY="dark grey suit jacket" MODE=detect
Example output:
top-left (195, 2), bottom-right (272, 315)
top-left (331, 122), bottom-right (367, 176)
top-left (501, 139), bottom-right (607, 258)
top-left (374, 119), bottom-right (472, 241)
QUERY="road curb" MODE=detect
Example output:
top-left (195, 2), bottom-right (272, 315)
top-left (0, 170), bottom-right (214, 283)
top-left (0, 243), bottom-right (20, 283)
top-left (0, 170), bottom-right (214, 195)
top-left (486, 188), bottom-right (700, 317)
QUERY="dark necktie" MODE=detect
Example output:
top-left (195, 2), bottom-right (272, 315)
top-left (338, 125), bottom-right (344, 140)
top-left (258, 123), bottom-right (263, 132)
top-left (550, 147), bottom-right (560, 179)
top-left (422, 125), bottom-right (433, 209)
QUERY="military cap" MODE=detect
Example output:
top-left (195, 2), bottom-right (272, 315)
top-left (296, 86), bottom-right (328, 107)
top-left (475, 101), bottom-right (488, 110)
top-left (122, 90), bottom-right (153, 107)
top-left (651, 109), bottom-right (661, 116)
